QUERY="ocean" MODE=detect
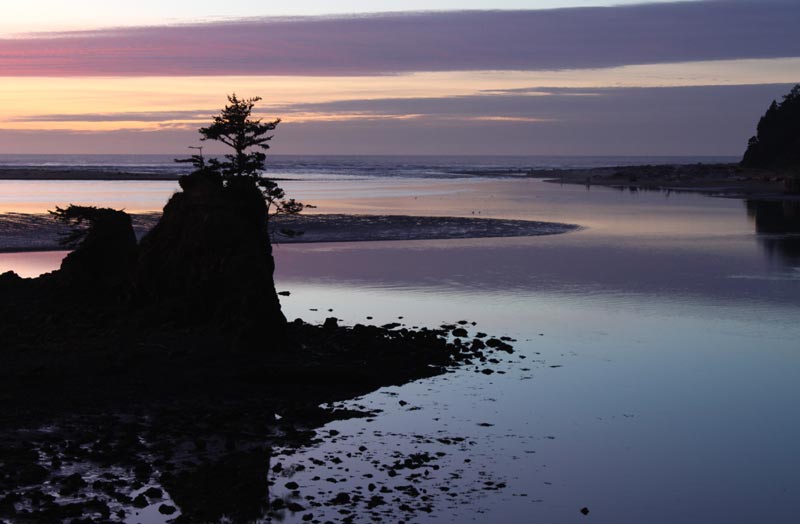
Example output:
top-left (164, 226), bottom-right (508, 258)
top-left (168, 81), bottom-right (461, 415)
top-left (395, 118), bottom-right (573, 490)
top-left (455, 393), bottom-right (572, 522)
top-left (0, 153), bottom-right (739, 179)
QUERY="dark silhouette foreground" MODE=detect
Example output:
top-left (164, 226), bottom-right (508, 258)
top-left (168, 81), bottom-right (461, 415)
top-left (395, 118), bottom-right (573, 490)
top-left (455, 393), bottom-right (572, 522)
top-left (0, 94), bottom-right (517, 523)
top-left (0, 169), bottom-right (514, 523)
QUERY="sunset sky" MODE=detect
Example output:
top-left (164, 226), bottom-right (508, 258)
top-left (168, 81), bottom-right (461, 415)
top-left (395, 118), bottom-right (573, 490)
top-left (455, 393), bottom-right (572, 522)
top-left (0, 0), bottom-right (797, 155)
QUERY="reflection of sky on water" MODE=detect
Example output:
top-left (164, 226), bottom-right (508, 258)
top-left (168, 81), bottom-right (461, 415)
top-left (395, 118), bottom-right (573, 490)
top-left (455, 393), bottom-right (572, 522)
top-left (0, 180), bottom-right (179, 214)
top-left (273, 232), bottom-right (800, 307)
top-left (273, 279), bottom-right (799, 523)
top-left (0, 250), bottom-right (68, 277)
top-left (1, 177), bottom-right (799, 523)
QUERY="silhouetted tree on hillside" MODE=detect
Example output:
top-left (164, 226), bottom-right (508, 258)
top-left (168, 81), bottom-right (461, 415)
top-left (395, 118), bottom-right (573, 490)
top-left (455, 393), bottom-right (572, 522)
top-left (742, 85), bottom-right (800, 168)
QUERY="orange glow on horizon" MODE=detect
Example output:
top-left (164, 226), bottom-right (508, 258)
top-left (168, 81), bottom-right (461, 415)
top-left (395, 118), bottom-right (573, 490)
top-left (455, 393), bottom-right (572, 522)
top-left (0, 58), bottom-right (798, 133)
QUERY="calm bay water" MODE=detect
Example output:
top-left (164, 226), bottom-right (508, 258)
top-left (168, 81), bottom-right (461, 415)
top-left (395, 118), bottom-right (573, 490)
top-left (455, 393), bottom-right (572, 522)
top-left (0, 156), bottom-right (798, 523)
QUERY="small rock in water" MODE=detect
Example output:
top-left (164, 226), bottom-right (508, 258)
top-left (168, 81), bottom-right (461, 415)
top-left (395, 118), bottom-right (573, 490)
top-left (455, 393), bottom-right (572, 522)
top-left (143, 486), bottom-right (163, 500)
top-left (158, 504), bottom-right (177, 515)
top-left (581, 507), bottom-right (590, 516)
top-left (330, 492), bottom-right (351, 505)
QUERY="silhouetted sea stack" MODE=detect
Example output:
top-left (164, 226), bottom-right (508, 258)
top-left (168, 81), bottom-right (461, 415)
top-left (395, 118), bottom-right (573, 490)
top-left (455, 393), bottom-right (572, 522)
top-left (135, 171), bottom-right (286, 341)
top-left (0, 168), bottom-right (516, 419)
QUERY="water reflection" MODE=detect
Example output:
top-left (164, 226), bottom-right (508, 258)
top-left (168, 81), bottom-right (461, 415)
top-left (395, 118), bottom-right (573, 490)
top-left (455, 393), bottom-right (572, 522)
top-left (747, 200), bottom-right (800, 265)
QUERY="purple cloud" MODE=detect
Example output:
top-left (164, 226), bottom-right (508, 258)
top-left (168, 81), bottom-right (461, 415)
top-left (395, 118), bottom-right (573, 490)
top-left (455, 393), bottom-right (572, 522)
top-left (0, 1), bottom-right (798, 76)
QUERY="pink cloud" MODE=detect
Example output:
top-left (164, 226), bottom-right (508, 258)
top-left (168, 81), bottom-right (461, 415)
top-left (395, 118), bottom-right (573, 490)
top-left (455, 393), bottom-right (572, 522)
top-left (0, 1), bottom-right (797, 76)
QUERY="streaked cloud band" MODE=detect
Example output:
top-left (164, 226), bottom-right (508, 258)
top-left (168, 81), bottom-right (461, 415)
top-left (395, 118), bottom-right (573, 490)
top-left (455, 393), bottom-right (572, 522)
top-left (1, 1), bottom-right (798, 76)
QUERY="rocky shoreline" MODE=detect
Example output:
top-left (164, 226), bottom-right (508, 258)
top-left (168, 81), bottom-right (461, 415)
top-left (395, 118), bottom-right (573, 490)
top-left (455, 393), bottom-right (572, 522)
top-left (0, 170), bottom-right (520, 523)
top-left (0, 250), bottom-right (518, 523)
top-left (524, 163), bottom-right (800, 199)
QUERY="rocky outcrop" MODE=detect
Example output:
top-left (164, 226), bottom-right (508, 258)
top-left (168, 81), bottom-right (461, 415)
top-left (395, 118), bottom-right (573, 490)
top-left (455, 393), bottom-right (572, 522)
top-left (56, 207), bottom-right (138, 295)
top-left (135, 172), bottom-right (286, 343)
top-left (0, 171), bottom-right (286, 351)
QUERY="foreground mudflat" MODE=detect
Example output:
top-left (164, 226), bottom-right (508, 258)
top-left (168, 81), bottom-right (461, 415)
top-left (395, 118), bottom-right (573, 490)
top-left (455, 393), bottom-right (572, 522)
top-left (0, 213), bottom-right (578, 253)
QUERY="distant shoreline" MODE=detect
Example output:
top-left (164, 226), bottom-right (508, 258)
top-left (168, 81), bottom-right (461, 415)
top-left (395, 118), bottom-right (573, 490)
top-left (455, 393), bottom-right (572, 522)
top-left (521, 163), bottom-right (800, 200)
top-left (0, 168), bottom-right (178, 181)
top-left (2, 162), bottom-right (797, 200)
top-left (0, 168), bottom-right (292, 182)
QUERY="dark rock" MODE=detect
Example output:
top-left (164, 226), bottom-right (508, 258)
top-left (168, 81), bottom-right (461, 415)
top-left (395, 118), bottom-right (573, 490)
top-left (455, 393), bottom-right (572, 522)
top-left (143, 487), bottom-right (163, 500)
top-left (324, 317), bottom-right (339, 330)
top-left (58, 473), bottom-right (88, 496)
top-left (367, 495), bottom-right (386, 508)
top-left (160, 450), bottom-right (270, 523)
top-left (159, 504), bottom-right (177, 515)
top-left (330, 492), bottom-right (351, 505)
top-left (581, 507), bottom-right (590, 515)
top-left (135, 173), bottom-right (286, 342)
top-left (287, 502), bottom-right (305, 512)
top-left (55, 206), bottom-right (138, 294)
top-left (0, 271), bottom-right (22, 288)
